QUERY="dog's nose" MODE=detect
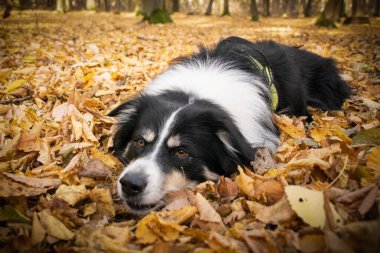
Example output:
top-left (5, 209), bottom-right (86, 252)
top-left (119, 173), bottom-right (147, 196)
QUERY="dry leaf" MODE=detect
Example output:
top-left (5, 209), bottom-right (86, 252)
top-left (195, 193), bottom-right (223, 223)
top-left (285, 186), bottom-right (342, 228)
top-left (55, 184), bottom-right (88, 206)
top-left (235, 167), bottom-right (255, 198)
top-left (38, 209), bottom-right (75, 240)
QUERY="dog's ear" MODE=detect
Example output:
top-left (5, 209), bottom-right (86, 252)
top-left (215, 123), bottom-right (256, 175)
top-left (108, 99), bottom-right (140, 157)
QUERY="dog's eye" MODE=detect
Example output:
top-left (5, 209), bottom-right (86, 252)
top-left (135, 138), bottom-right (146, 148)
top-left (175, 149), bottom-right (188, 158)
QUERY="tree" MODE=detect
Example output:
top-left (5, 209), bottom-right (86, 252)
top-left (315, 0), bottom-right (340, 27)
top-left (343, 0), bottom-right (370, 24)
top-left (375, 0), bottom-right (380, 16)
top-left (251, 0), bottom-right (259, 21)
top-left (172, 0), bottom-right (180, 12)
top-left (272, 0), bottom-right (282, 17)
top-left (286, 0), bottom-right (298, 17)
top-left (222, 0), bottom-right (230, 16)
top-left (263, 0), bottom-right (270, 17)
top-left (205, 0), bottom-right (214, 16)
top-left (87, 0), bottom-right (96, 10)
top-left (304, 0), bottom-right (313, 17)
top-left (139, 0), bottom-right (172, 24)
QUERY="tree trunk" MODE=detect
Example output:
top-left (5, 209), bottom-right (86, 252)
top-left (304, 0), bottom-right (313, 17)
top-left (315, 0), bottom-right (340, 27)
top-left (263, 0), bottom-right (270, 16)
top-left (205, 0), bottom-right (214, 15)
top-left (57, 0), bottom-right (68, 12)
top-left (104, 0), bottom-right (111, 11)
top-left (87, 0), bottom-right (96, 10)
top-left (172, 0), bottom-right (180, 12)
top-left (286, 0), bottom-right (298, 17)
top-left (3, 0), bottom-right (13, 19)
top-left (140, 0), bottom-right (172, 24)
top-left (375, 0), bottom-right (380, 16)
top-left (222, 0), bottom-right (230, 16)
top-left (272, 0), bottom-right (282, 17)
top-left (251, 0), bottom-right (259, 21)
top-left (339, 0), bottom-right (346, 18)
top-left (343, 0), bottom-right (370, 24)
top-left (114, 0), bottom-right (122, 14)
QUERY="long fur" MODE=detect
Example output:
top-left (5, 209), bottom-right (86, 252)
top-left (109, 37), bottom-right (351, 215)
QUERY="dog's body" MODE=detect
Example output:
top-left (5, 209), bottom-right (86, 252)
top-left (110, 37), bottom-right (350, 215)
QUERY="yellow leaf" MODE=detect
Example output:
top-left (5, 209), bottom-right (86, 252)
top-left (285, 186), bottom-right (342, 228)
top-left (135, 213), bottom-right (184, 244)
top-left (88, 187), bottom-right (115, 218)
top-left (55, 184), bottom-right (88, 206)
top-left (31, 212), bottom-right (46, 245)
top-left (235, 167), bottom-right (255, 198)
top-left (170, 206), bottom-right (198, 224)
top-left (275, 114), bottom-right (306, 138)
top-left (366, 146), bottom-right (380, 176)
top-left (286, 156), bottom-right (330, 170)
top-left (6, 79), bottom-right (26, 92)
top-left (38, 209), bottom-right (75, 240)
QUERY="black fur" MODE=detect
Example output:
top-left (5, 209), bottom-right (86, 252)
top-left (110, 37), bottom-right (350, 214)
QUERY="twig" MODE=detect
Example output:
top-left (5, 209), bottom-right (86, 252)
top-left (33, 9), bottom-right (87, 62)
top-left (0, 95), bottom-right (33, 104)
top-left (137, 35), bottom-right (159, 41)
top-left (325, 155), bottom-right (349, 190)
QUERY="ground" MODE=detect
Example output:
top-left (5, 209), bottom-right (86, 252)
top-left (0, 11), bottom-right (380, 253)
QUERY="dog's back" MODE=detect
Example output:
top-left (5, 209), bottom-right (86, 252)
top-left (181, 37), bottom-right (350, 117)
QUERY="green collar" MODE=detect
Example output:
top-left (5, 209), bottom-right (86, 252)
top-left (248, 56), bottom-right (278, 110)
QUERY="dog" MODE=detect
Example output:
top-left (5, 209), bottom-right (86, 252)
top-left (109, 36), bottom-right (351, 215)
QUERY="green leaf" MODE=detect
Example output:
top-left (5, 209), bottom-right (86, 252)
top-left (0, 205), bottom-right (31, 224)
top-left (23, 55), bottom-right (37, 62)
top-left (352, 128), bottom-right (380, 145)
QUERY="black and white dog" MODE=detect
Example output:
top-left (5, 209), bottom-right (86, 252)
top-left (109, 37), bottom-right (350, 215)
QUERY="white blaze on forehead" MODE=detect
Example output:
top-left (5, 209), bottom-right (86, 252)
top-left (167, 135), bottom-right (181, 148)
top-left (141, 128), bottom-right (156, 142)
top-left (118, 107), bottom-right (185, 206)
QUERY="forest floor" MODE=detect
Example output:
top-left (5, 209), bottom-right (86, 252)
top-left (0, 11), bottom-right (380, 252)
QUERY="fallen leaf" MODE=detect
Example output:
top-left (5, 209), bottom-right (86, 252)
top-left (38, 209), bottom-right (75, 240)
top-left (195, 192), bottom-right (223, 223)
top-left (55, 184), bottom-right (88, 206)
top-left (216, 176), bottom-right (239, 198)
top-left (235, 167), bottom-right (255, 199)
top-left (285, 186), bottom-right (342, 228)
top-left (79, 158), bottom-right (111, 178)
top-left (88, 187), bottom-right (115, 218)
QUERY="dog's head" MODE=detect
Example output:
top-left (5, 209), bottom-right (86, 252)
top-left (109, 92), bottom-right (255, 215)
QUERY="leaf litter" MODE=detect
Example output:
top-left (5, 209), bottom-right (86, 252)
top-left (0, 11), bottom-right (380, 252)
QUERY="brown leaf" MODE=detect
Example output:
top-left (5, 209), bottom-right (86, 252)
top-left (255, 196), bottom-right (295, 224)
top-left (4, 173), bottom-right (60, 189)
top-left (216, 176), bottom-right (239, 198)
top-left (195, 192), bottom-right (223, 223)
top-left (0, 173), bottom-right (48, 197)
top-left (358, 186), bottom-right (378, 216)
top-left (79, 158), bottom-right (111, 178)
top-left (207, 231), bottom-right (249, 253)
